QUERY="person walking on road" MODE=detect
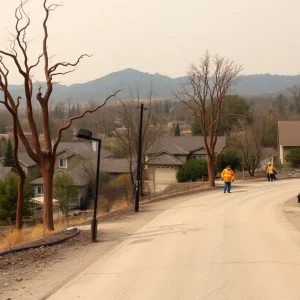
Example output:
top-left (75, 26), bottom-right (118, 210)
top-left (221, 165), bottom-right (235, 193)
top-left (266, 162), bottom-right (276, 181)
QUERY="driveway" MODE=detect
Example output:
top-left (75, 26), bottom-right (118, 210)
top-left (48, 179), bottom-right (300, 300)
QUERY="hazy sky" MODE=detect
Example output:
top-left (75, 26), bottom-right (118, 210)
top-left (1, 0), bottom-right (300, 85)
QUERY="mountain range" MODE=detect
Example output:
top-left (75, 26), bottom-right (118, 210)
top-left (6, 69), bottom-right (300, 102)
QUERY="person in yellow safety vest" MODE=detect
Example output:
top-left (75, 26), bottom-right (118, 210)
top-left (221, 165), bottom-right (235, 193)
top-left (266, 162), bottom-right (275, 182)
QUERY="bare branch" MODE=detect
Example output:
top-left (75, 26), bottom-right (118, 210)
top-left (53, 90), bottom-right (122, 154)
top-left (51, 67), bottom-right (78, 78)
top-left (49, 54), bottom-right (92, 74)
top-left (29, 53), bottom-right (44, 71)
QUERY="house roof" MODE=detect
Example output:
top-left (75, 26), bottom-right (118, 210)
top-left (278, 121), bottom-right (300, 146)
top-left (146, 136), bottom-right (226, 156)
top-left (100, 158), bottom-right (133, 174)
top-left (0, 167), bottom-right (16, 180)
top-left (17, 152), bottom-right (37, 167)
top-left (146, 152), bottom-right (184, 166)
top-left (56, 142), bottom-right (113, 160)
top-left (30, 169), bottom-right (90, 187)
top-left (262, 147), bottom-right (277, 156)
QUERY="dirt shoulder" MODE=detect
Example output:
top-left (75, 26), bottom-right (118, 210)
top-left (0, 188), bottom-right (214, 300)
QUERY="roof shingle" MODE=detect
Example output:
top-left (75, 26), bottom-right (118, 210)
top-left (278, 121), bottom-right (300, 146)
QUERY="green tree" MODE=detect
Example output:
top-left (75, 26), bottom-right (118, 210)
top-left (164, 100), bottom-right (170, 114)
top-left (177, 159), bottom-right (208, 182)
top-left (53, 173), bottom-right (79, 218)
top-left (0, 124), bottom-right (6, 134)
top-left (191, 118), bottom-right (201, 136)
top-left (3, 139), bottom-right (15, 168)
top-left (216, 150), bottom-right (242, 173)
top-left (0, 175), bottom-right (34, 221)
top-left (273, 94), bottom-right (287, 117)
top-left (285, 148), bottom-right (300, 167)
top-left (174, 123), bottom-right (181, 136)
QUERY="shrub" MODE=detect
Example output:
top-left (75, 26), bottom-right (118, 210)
top-left (216, 149), bottom-right (242, 172)
top-left (0, 175), bottom-right (34, 221)
top-left (285, 148), bottom-right (300, 167)
top-left (177, 159), bottom-right (208, 182)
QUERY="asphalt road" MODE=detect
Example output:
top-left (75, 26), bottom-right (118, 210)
top-left (48, 179), bottom-right (300, 300)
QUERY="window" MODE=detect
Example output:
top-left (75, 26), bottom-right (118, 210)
top-left (37, 186), bottom-right (44, 195)
top-left (59, 159), bottom-right (67, 168)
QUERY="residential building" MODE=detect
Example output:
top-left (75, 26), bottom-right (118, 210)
top-left (55, 141), bottom-right (113, 171)
top-left (278, 121), bottom-right (300, 167)
top-left (0, 166), bottom-right (18, 181)
top-left (30, 169), bottom-right (90, 209)
top-left (260, 147), bottom-right (277, 168)
top-left (100, 158), bottom-right (133, 181)
top-left (145, 136), bottom-right (226, 185)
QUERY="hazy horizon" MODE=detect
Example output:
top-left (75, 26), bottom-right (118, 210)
top-left (1, 0), bottom-right (300, 85)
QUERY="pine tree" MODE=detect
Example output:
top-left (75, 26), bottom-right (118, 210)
top-left (0, 124), bottom-right (6, 134)
top-left (76, 103), bottom-right (80, 116)
top-left (174, 123), bottom-right (181, 136)
top-left (71, 104), bottom-right (76, 117)
top-left (3, 139), bottom-right (15, 167)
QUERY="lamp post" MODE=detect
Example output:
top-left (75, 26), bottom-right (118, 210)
top-left (135, 104), bottom-right (147, 212)
top-left (76, 128), bottom-right (101, 242)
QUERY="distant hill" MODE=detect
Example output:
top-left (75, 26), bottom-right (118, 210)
top-left (6, 69), bottom-right (300, 102)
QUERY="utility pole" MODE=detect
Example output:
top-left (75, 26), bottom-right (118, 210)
top-left (135, 103), bottom-right (147, 212)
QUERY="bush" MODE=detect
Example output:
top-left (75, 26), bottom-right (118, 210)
top-left (0, 175), bottom-right (34, 221)
top-left (216, 150), bottom-right (242, 172)
top-left (177, 159), bottom-right (208, 182)
top-left (285, 148), bottom-right (300, 167)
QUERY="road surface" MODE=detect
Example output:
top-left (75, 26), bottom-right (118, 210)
top-left (48, 180), bottom-right (300, 300)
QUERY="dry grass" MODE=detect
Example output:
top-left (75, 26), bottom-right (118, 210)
top-left (0, 228), bottom-right (26, 251)
top-left (110, 200), bottom-right (130, 212)
top-left (0, 216), bottom-right (91, 252)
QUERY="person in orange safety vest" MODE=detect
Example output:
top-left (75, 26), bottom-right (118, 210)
top-left (221, 165), bottom-right (235, 193)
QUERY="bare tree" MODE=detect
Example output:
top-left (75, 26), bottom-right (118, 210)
top-left (174, 52), bottom-right (242, 187)
top-left (229, 119), bottom-right (264, 176)
top-left (0, 55), bottom-right (27, 229)
top-left (0, 1), bottom-right (120, 230)
top-left (288, 86), bottom-right (300, 114)
top-left (98, 88), bottom-right (163, 192)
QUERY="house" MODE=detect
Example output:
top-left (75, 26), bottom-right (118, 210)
top-left (30, 169), bottom-right (90, 209)
top-left (55, 141), bottom-right (113, 171)
top-left (29, 142), bottom-right (115, 209)
top-left (0, 166), bottom-right (18, 181)
top-left (100, 158), bottom-right (133, 181)
top-left (167, 121), bottom-right (190, 130)
top-left (0, 152), bottom-right (40, 177)
top-left (145, 136), bottom-right (226, 185)
top-left (260, 147), bottom-right (277, 168)
top-left (278, 121), bottom-right (300, 167)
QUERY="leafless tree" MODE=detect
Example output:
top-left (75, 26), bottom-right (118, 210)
top-left (229, 119), bottom-right (264, 176)
top-left (174, 52), bottom-right (242, 187)
top-left (0, 1), bottom-right (120, 230)
top-left (288, 86), bottom-right (300, 114)
top-left (97, 88), bottom-right (163, 193)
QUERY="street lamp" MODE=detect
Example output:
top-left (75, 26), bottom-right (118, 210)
top-left (76, 128), bottom-right (101, 242)
top-left (135, 104), bottom-right (147, 212)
